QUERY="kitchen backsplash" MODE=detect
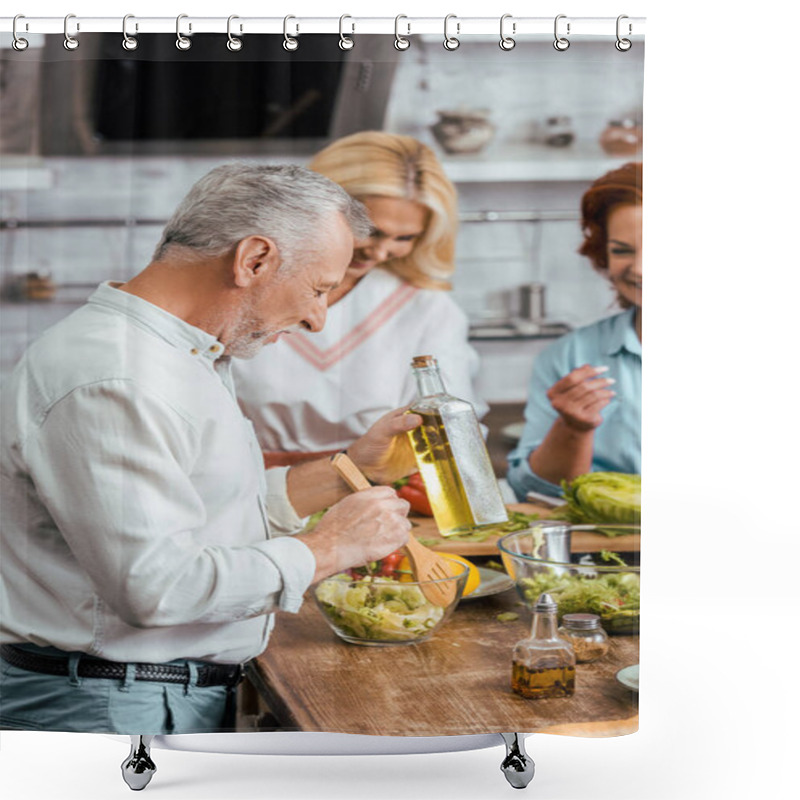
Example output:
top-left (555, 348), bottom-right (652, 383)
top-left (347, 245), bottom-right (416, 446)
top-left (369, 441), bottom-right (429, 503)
top-left (0, 157), bottom-right (627, 401)
top-left (1, 160), bottom-right (618, 319)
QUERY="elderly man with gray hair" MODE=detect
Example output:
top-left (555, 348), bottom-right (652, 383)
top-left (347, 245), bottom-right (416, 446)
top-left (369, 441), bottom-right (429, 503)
top-left (0, 164), bottom-right (419, 735)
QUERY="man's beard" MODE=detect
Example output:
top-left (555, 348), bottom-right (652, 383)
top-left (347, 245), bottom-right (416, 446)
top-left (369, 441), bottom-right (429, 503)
top-left (226, 327), bottom-right (277, 359)
top-left (224, 265), bottom-right (309, 359)
top-left (225, 314), bottom-right (304, 359)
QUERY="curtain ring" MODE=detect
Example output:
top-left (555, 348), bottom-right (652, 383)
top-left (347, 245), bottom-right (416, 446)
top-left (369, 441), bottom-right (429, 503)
top-left (122, 14), bottom-right (138, 51)
top-left (176, 14), bottom-right (192, 50)
top-left (12, 15), bottom-right (29, 51)
top-left (499, 14), bottom-right (515, 51)
top-left (615, 15), bottom-right (632, 51)
top-left (394, 15), bottom-right (410, 51)
top-left (63, 13), bottom-right (79, 51)
top-left (283, 15), bottom-right (299, 51)
top-left (339, 15), bottom-right (354, 50)
top-left (443, 14), bottom-right (460, 51)
top-left (227, 15), bottom-right (243, 51)
top-left (553, 14), bottom-right (570, 51)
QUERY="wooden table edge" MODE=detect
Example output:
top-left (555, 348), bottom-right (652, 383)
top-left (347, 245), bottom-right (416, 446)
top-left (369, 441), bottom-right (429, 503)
top-left (536, 715), bottom-right (639, 738)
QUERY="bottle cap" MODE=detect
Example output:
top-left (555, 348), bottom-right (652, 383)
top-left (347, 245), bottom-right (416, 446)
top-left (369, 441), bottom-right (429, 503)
top-left (561, 613), bottom-right (601, 630)
top-left (411, 355), bottom-right (437, 368)
top-left (534, 593), bottom-right (558, 612)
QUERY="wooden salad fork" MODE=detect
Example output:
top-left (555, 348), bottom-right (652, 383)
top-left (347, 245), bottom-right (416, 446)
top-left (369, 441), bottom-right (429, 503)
top-left (331, 453), bottom-right (459, 607)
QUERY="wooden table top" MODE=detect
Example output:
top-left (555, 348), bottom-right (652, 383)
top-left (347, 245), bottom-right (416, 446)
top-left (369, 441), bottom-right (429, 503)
top-left (248, 583), bottom-right (638, 738)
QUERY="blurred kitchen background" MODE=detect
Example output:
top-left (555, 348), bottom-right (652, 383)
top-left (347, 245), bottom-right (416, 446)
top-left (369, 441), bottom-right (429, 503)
top-left (0, 33), bottom-right (643, 473)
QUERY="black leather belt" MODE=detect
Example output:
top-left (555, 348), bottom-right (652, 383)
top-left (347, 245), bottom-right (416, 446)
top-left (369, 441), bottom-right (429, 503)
top-left (0, 645), bottom-right (244, 688)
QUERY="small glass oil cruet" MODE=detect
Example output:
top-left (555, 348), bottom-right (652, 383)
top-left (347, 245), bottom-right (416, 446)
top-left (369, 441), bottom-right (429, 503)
top-left (511, 593), bottom-right (576, 699)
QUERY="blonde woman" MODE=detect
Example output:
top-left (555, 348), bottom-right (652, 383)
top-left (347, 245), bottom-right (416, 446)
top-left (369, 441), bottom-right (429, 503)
top-left (234, 131), bottom-right (486, 467)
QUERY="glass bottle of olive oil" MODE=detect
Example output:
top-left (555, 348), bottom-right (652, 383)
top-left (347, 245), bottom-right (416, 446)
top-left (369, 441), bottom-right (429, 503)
top-left (407, 355), bottom-right (508, 536)
top-left (511, 593), bottom-right (576, 700)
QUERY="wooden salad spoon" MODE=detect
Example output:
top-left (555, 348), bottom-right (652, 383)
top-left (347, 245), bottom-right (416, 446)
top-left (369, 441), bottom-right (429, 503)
top-left (331, 453), bottom-right (459, 607)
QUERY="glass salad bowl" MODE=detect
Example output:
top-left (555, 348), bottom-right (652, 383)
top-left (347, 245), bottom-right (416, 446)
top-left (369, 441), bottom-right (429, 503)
top-left (313, 562), bottom-right (469, 646)
top-left (497, 523), bottom-right (640, 635)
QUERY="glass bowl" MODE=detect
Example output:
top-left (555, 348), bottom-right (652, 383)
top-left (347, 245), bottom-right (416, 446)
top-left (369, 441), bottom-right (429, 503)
top-left (497, 523), bottom-right (640, 635)
top-left (313, 562), bottom-right (469, 646)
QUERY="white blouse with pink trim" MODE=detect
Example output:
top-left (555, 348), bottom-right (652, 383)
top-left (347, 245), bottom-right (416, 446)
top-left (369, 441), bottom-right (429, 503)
top-left (233, 267), bottom-right (486, 453)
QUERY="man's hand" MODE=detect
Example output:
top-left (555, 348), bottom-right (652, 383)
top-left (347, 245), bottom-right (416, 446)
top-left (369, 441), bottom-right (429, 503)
top-left (298, 487), bottom-right (411, 582)
top-left (284, 407), bottom-right (421, 518)
top-left (547, 365), bottom-right (615, 432)
top-left (347, 406), bottom-right (422, 485)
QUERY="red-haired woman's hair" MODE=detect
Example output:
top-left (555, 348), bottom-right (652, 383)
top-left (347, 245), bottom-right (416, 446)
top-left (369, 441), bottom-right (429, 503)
top-left (578, 162), bottom-right (642, 280)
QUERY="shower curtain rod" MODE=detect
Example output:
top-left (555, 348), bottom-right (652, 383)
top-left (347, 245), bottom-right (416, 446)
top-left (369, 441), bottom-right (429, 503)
top-left (0, 16), bottom-right (645, 37)
top-left (0, 211), bottom-right (581, 230)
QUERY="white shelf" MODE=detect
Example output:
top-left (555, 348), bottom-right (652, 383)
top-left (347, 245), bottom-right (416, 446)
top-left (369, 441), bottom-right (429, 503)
top-left (0, 159), bottom-right (55, 192)
top-left (440, 143), bottom-right (639, 183)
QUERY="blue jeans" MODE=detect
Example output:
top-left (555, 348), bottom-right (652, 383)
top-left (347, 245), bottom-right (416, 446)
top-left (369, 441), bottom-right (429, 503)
top-left (0, 650), bottom-right (232, 734)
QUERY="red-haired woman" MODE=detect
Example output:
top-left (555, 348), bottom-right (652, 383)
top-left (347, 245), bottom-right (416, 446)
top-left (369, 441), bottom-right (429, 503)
top-left (507, 162), bottom-right (642, 499)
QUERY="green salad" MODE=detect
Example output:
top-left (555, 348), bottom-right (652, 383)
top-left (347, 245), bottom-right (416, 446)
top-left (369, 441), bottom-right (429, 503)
top-left (315, 576), bottom-right (445, 642)
top-left (417, 509), bottom-right (541, 546)
top-left (520, 568), bottom-right (640, 635)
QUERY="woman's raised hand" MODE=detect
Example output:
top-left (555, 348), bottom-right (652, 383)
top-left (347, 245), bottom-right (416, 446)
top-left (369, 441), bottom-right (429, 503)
top-left (547, 364), bottom-right (616, 432)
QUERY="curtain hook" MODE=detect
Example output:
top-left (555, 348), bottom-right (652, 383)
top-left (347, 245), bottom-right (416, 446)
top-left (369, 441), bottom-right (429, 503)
top-left (12, 15), bottom-right (29, 51)
top-left (63, 13), bottom-right (79, 51)
top-left (176, 14), bottom-right (192, 50)
top-left (443, 14), bottom-right (460, 51)
top-left (499, 14), bottom-right (516, 51)
top-left (339, 14), bottom-right (354, 50)
top-left (615, 15), bottom-right (632, 51)
top-left (122, 14), bottom-right (138, 51)
top-left (227, 15), bottom-right (243, 51)
top-left (394, 15), bottom-right (410, 51)
top-left (553, 14), bottom-right (570, 51)
top-left (283, 15), bottom-right (299, 51)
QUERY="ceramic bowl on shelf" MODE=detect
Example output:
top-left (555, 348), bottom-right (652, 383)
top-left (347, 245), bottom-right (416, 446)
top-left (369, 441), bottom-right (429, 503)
top-left (430, 109), bottom-right (495, 154)
top-left (313, 562), bottom-right (469, 646)
top-left (599, 119), bottom-right (642, 155)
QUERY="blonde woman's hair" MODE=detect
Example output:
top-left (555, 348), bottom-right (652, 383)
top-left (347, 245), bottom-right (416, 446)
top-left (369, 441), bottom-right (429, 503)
top-left (308, 131), bottom-right (458, 290)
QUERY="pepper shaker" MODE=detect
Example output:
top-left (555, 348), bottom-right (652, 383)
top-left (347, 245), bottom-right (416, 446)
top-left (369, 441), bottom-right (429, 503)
top-left (558, 613), bottom-right (610, 663)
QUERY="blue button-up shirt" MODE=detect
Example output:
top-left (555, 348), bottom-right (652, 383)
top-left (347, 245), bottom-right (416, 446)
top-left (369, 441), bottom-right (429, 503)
top-left (506, 308), bottom-right (642, 499)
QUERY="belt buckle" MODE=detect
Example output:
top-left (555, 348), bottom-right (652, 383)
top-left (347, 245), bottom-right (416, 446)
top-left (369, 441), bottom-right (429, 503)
top-left (232, 663), bottom-right (245, 686)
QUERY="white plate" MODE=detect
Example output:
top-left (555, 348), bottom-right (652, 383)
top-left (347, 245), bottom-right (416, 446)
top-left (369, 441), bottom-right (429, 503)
top-left (500, 421), bottom-right (527, 442)
top-left (616, 664), bottom-right (639, 692)
top-left (460, 567), bottom-right (515, 600)
top-left (524, 489), bottom-right (567, 508)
